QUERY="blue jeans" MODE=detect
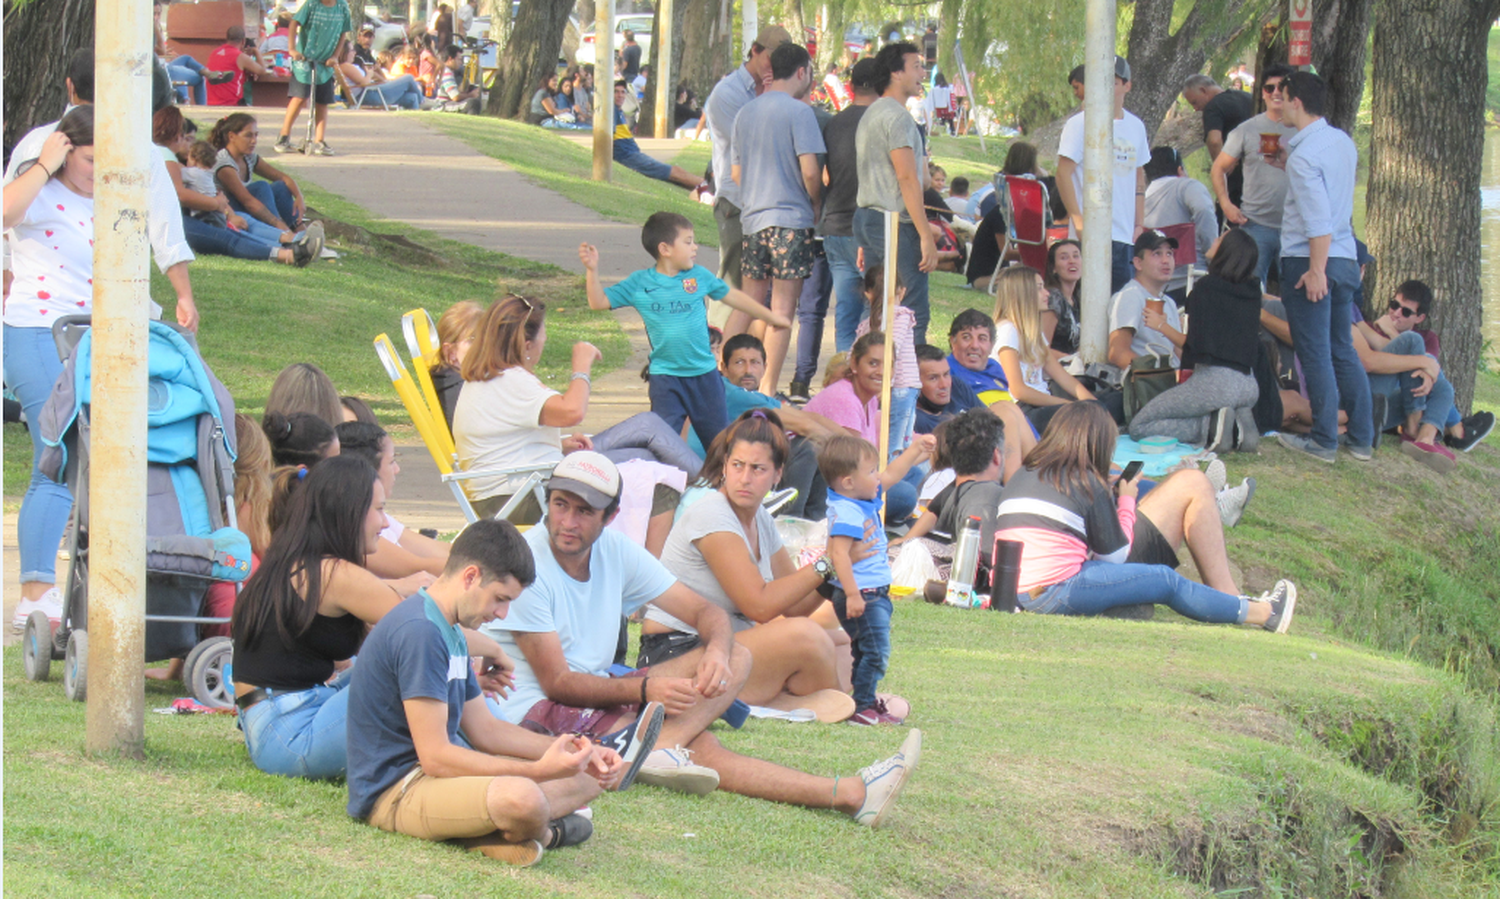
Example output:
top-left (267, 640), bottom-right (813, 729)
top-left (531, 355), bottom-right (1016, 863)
top-left (237, 671), bottom-right (352, 779)
top-left (646, 371), bottom-right (727, 462)
top-left (823, 234), bottom-right (865, 352)
top-left (1367, 331), bottom-right (1455, 433)
top-left (884, 468), bottom-right (921, 524)
top-left (1280, 256), bottom-right (1372, 450)
top-left (793, 250), bottom-right (831, 384)
top-left (359, 75), bottom-right (425, 110)
top-left (832, 586), bottom-right (892, 709)
top-left (593, 410), bottom-right (703, 477)
top-left (1238, 220), bottom-right (1281, 290)
top-left (1111, 241), bottom-right (1133, 293)
top-left (231, 180), bottom-right (299, 230)
top-left (887, 387), bottom-right (918, 458)
top-left (181, 213), bottom-right (280, 261)
top-left (853, 208), bottom-right (930, 346)
top-left (3, 325), bottom-right (72, 584)
top-left (168, 56), bottom-right (207, 106)
top-left (1024, 560), bottom-right (1248, 623)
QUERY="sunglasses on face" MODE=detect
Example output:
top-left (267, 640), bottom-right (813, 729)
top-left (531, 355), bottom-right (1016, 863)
top-left (1262, 81), bottom-right (1283, 93)
top-left (1388, 300), bottom-right (1419, 318)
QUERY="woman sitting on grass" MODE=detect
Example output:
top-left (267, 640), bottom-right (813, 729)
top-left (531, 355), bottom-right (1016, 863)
top-left (209, 112), bottom-right (306, 236)
top-left (335, 420), bottom-right (450, 578)
top-left (263, 411), bottom-right (339, 471)
top-left (993, 402), bottom-right (1296, 631)
top-left (265, 361), bottom-right (344, 427)
top-left (990, 266), bottom-right (1099, 435)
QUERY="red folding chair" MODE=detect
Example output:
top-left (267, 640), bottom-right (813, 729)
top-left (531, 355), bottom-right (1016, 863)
top-left (1002, 175), bottom-right (1051, 274)
top-left (1153, 222), bottom-right (1199, 288)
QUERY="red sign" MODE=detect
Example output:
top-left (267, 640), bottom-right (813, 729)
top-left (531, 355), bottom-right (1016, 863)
top-left (1289, 0), bottom-right (1312, 67)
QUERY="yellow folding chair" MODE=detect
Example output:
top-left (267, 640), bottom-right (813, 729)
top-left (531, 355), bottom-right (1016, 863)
top-left (374, 332), bottom-right (552, 524)
top-left (401, 309), bottom-right (452, 458)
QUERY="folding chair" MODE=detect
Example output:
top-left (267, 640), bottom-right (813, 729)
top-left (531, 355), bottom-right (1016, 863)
top-left (1001, 175), bottom-right (1051, 274)
top-left (373, 329), bottom-right (552, 525)
top-left (1153, 222), bottom-right (1199, 292)
top-left (401, 309), bottom-right (449, 454)
top-left (336, 63), bottom-right (391, 111)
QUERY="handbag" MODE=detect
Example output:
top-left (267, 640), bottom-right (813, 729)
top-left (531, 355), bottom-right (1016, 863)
top-left (1122, 354), bottom-right (1179, 424)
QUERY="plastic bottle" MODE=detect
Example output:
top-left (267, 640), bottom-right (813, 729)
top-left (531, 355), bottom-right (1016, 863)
top-left (945, 515), bottom-right (983, 608)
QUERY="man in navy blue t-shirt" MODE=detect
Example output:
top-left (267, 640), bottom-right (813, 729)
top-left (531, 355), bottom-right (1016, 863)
top-left (345, 519), bottom-right (664, 867)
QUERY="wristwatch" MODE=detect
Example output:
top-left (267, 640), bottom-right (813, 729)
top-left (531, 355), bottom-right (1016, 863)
top-left (813, 554), bottom-right (836, 582)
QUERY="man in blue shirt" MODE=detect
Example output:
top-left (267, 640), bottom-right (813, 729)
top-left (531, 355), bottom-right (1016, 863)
top-left (1274, 71), bottom-right (1373, 463)
top-left (914, 344), bottom-right (1032, 482)
top-left (345, 519), bottom-right (663, 867)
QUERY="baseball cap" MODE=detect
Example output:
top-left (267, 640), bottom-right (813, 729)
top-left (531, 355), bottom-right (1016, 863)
top-left (753, 25), bottom-right (793, 51)
top-left (1115, 55), bottom-right (1131, 82)
top-left (546, 451), bottom-right (621, 510)
top-left (359, 23), bottom-right (375, 34)
top-left (849, 58), bottom-right (879, 90)
top-left (1133, 229), bottom-right (1178, 256)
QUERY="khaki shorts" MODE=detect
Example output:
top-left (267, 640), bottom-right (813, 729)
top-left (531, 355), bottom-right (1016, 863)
top-left (367, 766), bottom-right (498, 841)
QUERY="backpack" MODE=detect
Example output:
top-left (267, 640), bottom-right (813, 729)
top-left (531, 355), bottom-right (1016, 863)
top-left (1122, 354), bottom-right (1179, 424)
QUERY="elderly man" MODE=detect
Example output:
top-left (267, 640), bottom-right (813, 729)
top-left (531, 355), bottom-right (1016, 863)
top-left (483, 453), bottom-right (922, 827)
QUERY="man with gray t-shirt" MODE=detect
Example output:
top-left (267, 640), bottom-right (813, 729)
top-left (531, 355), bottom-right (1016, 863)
top-left (730, 42), bottom-right (826, 396)
top-left (1211, 63), bottom-right (1295, 288)
top-left (852, 41), bottom-right (937, 345)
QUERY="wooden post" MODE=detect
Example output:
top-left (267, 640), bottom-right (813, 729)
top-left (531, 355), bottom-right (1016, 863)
top-left (652, 0), bottom-right (674, 138)
top-left (591, 1), bottom-right (614, 181)
top-left (87, 0), bottom-right (152, 759)
top-left (878, 210), bottom-right (898, 469)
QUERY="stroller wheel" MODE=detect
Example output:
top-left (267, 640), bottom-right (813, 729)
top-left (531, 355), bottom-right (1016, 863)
top-left (188, 637), bottom-right (234, 710)
top-left (22, 611), bottom-right (54, 681)
top-left (64, 630), bottom-right (88, 702)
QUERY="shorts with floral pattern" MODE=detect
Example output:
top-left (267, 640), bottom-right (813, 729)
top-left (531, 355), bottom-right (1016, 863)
top-left (741, 226), bottom-right (816, 280)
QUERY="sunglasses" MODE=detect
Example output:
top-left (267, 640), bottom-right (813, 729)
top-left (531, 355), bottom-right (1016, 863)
top-left (1388, 300), bottom-right (1419, 318)
top-left (1262, 81), bottom-right (1283, 93)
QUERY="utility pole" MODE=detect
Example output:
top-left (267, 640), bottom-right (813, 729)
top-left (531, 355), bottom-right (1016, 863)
top-left (592, 1), bottom-right (614, 181)
top-left (87, 0), bottom-right (152, 759)
top-left (652, 0), bottom-right (674, 138)
top-left (1078, 0), bottom-right (1116, 366)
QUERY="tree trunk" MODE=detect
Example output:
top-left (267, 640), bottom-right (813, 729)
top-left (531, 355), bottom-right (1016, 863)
top-left (818, 1), bottom-right (848, 73)
top-left (485, 0), bottom-right (574, 119)
top-left (4, 0), bottom-right (96, 158)
top-left (1309, 0), bottom-right (1372, 134)
top-left (639, 3), bottom-right (668, 137)
top-left (1123, 0), bottom-right (1261, 141)
top-left (1365, 0), bottom-right (1500, 412)
top-left (647, 0), bottom-right (731, 135)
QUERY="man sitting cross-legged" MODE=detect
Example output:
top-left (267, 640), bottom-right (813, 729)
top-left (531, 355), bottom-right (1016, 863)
top-left (346, 519), bottom-right (665, 867)
top-left (485, 451), bottom-right (922, 827)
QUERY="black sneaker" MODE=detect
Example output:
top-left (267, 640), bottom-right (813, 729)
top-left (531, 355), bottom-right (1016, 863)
top-left (545, 812), bottom-right (593, 850)
top-left (787, 380), bottom-right (811, 404)
top-left (596, 700), bottom-right (663, 791)
top-left (1259, 579), bottom-right (1297, 634)
top-left (1446, 410), bottom-right (1494, 453)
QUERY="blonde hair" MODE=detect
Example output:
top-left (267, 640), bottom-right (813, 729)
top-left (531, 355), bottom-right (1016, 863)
top-left (437, 300), bottom-right (484, 369)
top-left (822, 352), bottom-right (849, 387)
top-left (991, 266), bottom-right (1048, 369)
top-left (232, 413), bottom-right (274, 554)
top-left (265, 363), bottom-right (343, 426)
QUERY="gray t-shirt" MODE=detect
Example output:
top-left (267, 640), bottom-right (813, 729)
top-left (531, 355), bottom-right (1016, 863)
top-left (1144, 176), bottom-right (1217, 292)
top-left (1109, 278), bottom-right (1182, 367)
top-left (1222, 113), bottom-right (1295, 228)
top-left (855, 97), bottom-right (925, 221)
top-left (704, 65), bottom-right (758, 209)
top-left (647, 490), bottom-right (784, 635)
top-left (731, 91), bottom-right (826, 234)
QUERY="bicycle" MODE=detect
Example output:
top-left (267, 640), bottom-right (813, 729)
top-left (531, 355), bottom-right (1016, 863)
top-left (460, 37), bottom-right (499, 102)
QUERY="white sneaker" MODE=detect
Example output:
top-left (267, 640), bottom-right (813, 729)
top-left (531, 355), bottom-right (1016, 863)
top-left (1203, 458), bottom-right (1227, 493)
top-left (1216, 477), bottom-right (1256, 528)
top-left (853, 728), bottom-right (922, 828)
top-left (12, 587), bottom-right (62, 632)
top-left (634, 746), bottom-right (720, 795)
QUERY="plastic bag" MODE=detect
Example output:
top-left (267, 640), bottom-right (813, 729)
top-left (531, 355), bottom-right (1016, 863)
top-left (890, 541), bottom-right (940, 592)
top-left (776, 516), bottom-right (828, 562)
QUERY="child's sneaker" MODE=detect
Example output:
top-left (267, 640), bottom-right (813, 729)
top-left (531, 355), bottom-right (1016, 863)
top-left (874, 694), bottom-right (910, 723)
top-left (272, 135), bottom-right (294, 153)
top-left (848, 703), bottom-right (903, 726)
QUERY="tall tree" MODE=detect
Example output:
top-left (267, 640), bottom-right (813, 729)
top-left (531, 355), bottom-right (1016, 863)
top-left (485, 0), bottom-right (575, 119)
top-left (1122, 0), bottom-right (1265, 139)
top-left (1364, 0), bottom-right (1500, 411)
top-left (3, 0), bottom-right (95, 157)
top-left (639, 0), bottom-right (733, 137)
top-left (1307, 0), bottom-right (1372, 134)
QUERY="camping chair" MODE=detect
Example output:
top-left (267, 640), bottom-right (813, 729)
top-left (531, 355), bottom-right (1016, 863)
top-left (335, 63), bottom-right (391, 111)
top-left (1001, 175), bottom-right (1052, 274)
top-left (401, 308), bottom-right (449, 453)
top-left (373, 331), bottom-right (552, 525)
top-left (1154, 222), bottom-right (1199, 291)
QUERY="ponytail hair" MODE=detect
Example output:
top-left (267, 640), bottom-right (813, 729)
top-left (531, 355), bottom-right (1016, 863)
top-left (209, 112), bottom-right (257, 151)
top-left (697, 408), bottom-right (789, 489)
top-left (263, 411), bottom-right (337, 468)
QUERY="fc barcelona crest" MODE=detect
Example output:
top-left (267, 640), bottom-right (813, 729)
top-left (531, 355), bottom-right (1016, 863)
top-left (682, 278), bottom-right (698, 294)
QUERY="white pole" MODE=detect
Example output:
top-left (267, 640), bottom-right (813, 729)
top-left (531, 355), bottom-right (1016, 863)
top-left (742, 0), bottom-right (759, 61)
top-left (592, 1), bottom-right (614, 181)
top-left (879, 211), bottom-right (898, 470)
top-left (1078, 0), bottom-right (1117, 366)
top-left (652, 0), bottom-right (674, 138)
top-left (87, 0), bottom-right (152, 758)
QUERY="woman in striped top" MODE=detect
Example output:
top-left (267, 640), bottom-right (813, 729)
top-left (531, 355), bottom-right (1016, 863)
top-left (993, 403), bottom-right (1296, 632)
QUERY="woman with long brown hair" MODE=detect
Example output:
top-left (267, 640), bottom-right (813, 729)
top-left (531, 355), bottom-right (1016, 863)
top-left (993, 402), bottom-right (1296, 630)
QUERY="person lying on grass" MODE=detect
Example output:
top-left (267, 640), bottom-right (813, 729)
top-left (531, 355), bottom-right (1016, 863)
top-left (345, 518), bottom-right (665, 868)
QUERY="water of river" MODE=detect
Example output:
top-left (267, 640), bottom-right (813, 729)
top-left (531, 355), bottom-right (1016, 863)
top-left (1482, 129), bottom-right (1500, 361)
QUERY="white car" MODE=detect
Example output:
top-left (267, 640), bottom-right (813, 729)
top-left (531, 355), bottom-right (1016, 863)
top-left (574, 12), bottom-right (653, 67)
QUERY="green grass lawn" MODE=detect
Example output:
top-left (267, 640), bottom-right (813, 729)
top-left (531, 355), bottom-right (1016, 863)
top-left (6, 606), bottom-right (1497, 897)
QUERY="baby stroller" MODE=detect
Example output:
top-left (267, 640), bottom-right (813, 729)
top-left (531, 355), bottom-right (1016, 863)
top-left (21, 316), bottom-right (251, 710)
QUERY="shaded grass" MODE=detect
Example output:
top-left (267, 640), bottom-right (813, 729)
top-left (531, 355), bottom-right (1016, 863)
top-left (6, 605), bottom-right (1498, 897)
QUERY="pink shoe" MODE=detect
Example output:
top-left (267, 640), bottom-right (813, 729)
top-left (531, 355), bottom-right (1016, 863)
top-left (1400, 437), bottom-right (1456, 474)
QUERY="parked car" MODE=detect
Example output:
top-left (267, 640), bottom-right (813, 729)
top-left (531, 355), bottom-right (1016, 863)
top-left (574, 12), bottom-right (653, 67)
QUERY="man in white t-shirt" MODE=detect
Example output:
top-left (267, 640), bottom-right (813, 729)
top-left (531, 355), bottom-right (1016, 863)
top-left (1056, 55), bottom-right (1148, 293)
top-left (1108, 229), bottom-right (1184, 370)
top-left (485, 453), bottom-right (922, 827)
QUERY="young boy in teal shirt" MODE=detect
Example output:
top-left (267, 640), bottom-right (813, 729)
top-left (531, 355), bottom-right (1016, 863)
top-left (581, 212), bottom-right (789, 452)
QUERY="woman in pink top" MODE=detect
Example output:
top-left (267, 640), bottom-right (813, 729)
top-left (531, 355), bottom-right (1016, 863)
top-left (803, 332), bottom-right (919, 522)
top-left (992, 403), bottom-right (1296, 631)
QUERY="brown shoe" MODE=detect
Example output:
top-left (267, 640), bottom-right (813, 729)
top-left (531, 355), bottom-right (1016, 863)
top-left (460, 836), bottom-right (544, 866)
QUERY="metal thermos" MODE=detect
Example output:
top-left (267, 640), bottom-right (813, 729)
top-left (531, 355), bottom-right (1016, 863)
top-left (945, 516), bottom-right (983, 608)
